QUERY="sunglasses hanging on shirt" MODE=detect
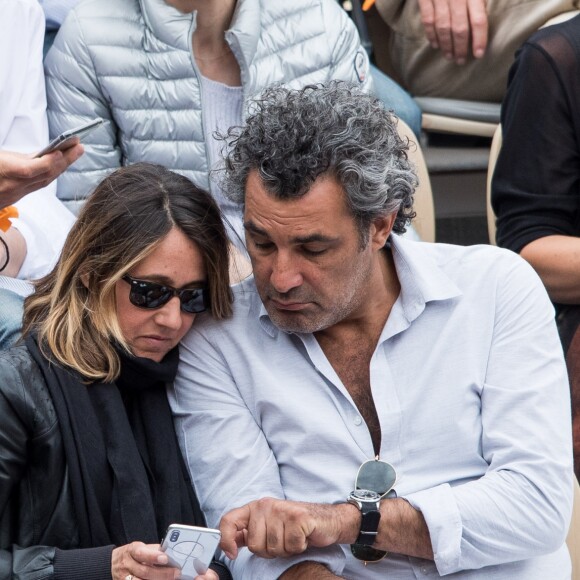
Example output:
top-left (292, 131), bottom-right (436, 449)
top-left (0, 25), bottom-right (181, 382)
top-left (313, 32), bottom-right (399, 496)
top-left (347, 457), bottom-right (398, 564)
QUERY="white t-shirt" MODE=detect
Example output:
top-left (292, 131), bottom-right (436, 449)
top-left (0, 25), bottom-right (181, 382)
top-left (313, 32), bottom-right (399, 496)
top-left (1, 0), bottom-right (75, 280)
top-left (200, 74), bottom-right (245, 251)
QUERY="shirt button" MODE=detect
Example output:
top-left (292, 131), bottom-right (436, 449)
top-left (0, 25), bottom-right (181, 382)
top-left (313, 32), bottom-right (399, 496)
top-left (420, 565), bottom-right (429, 574)
top-left (353, 416), bottom-right (362, 426)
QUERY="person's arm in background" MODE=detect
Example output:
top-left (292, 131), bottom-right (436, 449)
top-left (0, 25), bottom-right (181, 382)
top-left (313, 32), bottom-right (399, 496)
top-left (416, 0), bottom-right (488, 64)
top-left (492, 29), bottom-right (580, 304)
top-left (0, 147), bottom-right (83, 209)
top-left (44, 6), bottom-right (122, 215)
top-left (0, 0), bottom-right (82, 279)
top-left (0, 148), bottom-right (84, 278)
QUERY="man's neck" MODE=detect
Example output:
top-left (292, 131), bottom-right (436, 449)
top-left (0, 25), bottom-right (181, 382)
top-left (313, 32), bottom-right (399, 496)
top-left (316, 248), bottom-right (400, 347)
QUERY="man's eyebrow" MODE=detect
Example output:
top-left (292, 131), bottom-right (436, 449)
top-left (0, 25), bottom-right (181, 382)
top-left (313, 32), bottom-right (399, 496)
top-left (291, 233), bottom-right (338, 244)
top-left (244, 220), bottom-right (268, 237)
top-left (244, 221), bottom-right (337, 244)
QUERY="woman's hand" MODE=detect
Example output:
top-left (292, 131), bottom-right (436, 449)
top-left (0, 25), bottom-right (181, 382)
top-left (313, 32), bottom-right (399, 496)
top-left (111, 542), bottom-right (220, 580)
top-left (195, 570), bottom-right (219, 580)
top-left (111, 542), bottom-right (178, 579)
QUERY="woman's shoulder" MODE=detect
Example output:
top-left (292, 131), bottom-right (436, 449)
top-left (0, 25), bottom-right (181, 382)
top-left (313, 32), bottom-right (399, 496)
top-left (0, 343), bottom-right (38, 377)
top-left (0, 344), bottom-right (57, 434)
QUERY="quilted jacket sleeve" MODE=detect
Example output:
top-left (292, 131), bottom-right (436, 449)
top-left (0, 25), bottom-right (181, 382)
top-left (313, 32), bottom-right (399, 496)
top-left (44, 9), bottom-right (121, 214)
top-left (321, 0), bottom-right (374, 93)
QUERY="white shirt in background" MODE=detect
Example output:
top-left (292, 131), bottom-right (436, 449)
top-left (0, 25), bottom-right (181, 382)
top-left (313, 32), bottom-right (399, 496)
top-left (1, 0), bottom-right (75, 280)
top-left (200, 75), bottom-right (245, 251)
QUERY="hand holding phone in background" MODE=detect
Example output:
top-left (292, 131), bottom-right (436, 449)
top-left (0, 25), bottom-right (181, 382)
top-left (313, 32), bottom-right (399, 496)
top-left (0, 118), bottom-right (99, 208)
top-left (0, 145), bottom-right (84, 209)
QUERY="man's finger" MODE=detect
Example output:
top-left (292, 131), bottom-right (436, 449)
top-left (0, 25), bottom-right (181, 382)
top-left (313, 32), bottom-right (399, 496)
top-left (220, 505), bottom-right (251, 559)
top-left (449, 0), bottom-right (469, 62)
top-left (417, 0), bottom-right (438, 48)
top-left (2, 155), bottom-right (53, 181)
top-left (467, 0), bottom-right (488, 58)
top-left (283, 518), bottom-right (309, 555)
top-left (431, 0), bottom-right (453, 58)
top-left (42, 142), bottom-right (84, 176)
top-left (60, 141), bottom-right (84, 164)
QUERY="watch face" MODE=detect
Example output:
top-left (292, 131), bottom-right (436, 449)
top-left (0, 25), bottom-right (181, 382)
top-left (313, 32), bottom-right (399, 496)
top-left (351, 489), bottom-right (381, 502)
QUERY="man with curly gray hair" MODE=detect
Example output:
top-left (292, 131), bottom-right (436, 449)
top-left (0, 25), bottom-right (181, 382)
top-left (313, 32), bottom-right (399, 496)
top-left (220, 82), bottom-right (416, 247)
top-left (171, 83), bottom-right (573, 579)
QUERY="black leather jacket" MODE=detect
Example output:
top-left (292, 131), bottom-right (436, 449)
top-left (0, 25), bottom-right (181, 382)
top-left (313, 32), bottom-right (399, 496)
top-left (0, 345), bottom-right (231, 580)
top-left (0, 345), bottom-right (89, 579)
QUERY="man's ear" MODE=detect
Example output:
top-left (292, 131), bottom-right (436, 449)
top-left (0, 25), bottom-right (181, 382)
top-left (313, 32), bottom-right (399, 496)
top-left (370, 212), bottom-right (398, 250)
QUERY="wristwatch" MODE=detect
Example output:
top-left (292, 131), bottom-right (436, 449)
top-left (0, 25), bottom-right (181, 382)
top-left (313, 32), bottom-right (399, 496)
top-left (347, 489), bottom-right (382, 546)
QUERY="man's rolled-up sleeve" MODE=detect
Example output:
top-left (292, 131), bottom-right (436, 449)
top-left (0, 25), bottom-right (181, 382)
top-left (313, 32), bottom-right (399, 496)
top-left (404, 256), bottom-right (573, 575)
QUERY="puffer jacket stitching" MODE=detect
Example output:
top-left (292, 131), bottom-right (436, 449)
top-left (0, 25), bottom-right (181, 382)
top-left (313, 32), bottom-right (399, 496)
top-left (45, 0), bottom-right (371, 208)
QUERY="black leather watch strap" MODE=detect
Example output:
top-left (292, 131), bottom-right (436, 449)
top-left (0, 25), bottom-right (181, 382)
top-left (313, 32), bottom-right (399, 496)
top-left (356, 507), bottom-right (381, 545)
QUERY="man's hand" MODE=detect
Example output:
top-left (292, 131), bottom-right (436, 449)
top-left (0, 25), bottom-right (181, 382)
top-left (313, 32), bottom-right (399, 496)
top-left (219, 498), bottom-right (358, 560)
top-left (0, 144), bottom-right (84, 208)
top-left (417, 0), bottom-right (488, 64)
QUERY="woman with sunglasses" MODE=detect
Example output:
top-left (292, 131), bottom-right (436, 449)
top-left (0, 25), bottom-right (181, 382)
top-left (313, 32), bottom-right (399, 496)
top-left (0, 163), bottom-right (233, 580)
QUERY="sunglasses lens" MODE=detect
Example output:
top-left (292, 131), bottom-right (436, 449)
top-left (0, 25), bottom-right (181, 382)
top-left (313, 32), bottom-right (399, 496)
top-left (130, 280), bottom-right (172, 309)
top-left (125, 276), bottom-right (209, 313)
top-left (179, 288), bottom-right (207, 314)
top-left (356, 460), bottom-right (397, 497)
top-left (350, 544), bottom-right (388, 562)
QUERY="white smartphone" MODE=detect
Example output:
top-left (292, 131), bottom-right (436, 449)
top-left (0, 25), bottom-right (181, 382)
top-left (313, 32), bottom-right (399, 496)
top-left (35, 118), bottom-right (104, 158)
top-left (160, 524), bottom-right (221, 579)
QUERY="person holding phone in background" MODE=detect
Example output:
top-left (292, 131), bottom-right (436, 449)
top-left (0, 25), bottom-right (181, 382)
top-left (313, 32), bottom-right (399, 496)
top-left (0, 0), bottom-right (83, 349)
top-left (0, 163), bottom-right (232, 580)
top-left (0, 0), bottom-right (83, 279)
top-left (0, 148), bottom-right (82, 211)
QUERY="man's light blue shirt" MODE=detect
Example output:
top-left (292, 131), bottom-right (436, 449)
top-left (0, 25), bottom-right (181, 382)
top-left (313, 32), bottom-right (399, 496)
top-left (170, 235), bottom-right (573, 579)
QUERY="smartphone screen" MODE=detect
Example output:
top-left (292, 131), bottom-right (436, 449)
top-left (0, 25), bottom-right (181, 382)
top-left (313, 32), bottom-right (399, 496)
top-left (35, 118), bottom-right (104, 158)
top-left (160, 524), bottom-right (221, 579)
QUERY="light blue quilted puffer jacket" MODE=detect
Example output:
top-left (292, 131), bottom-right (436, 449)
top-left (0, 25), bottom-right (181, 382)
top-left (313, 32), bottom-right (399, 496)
top-left (44, 0), bottom-right (372, 214)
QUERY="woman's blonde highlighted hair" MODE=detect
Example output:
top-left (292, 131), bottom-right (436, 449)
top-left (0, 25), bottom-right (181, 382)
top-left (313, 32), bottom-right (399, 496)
top-left (23, 163), bottom-right (232, 382)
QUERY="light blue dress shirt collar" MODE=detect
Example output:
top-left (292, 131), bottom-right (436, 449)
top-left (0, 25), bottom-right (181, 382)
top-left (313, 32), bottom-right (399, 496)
top-left (257, 234), bottom-right (462, 339)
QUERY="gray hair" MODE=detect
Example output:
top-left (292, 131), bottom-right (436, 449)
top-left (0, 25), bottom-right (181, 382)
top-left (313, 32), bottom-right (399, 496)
top-left (219, 82), bottom-right (417, 239)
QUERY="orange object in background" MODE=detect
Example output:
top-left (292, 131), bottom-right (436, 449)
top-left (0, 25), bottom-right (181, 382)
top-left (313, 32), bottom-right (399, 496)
top-left (362, 0), bottom-right (376, 10)
top-left (0, 206), bottom-right (18, 232)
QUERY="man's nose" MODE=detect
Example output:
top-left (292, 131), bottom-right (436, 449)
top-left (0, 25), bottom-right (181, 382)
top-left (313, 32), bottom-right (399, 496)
top-left (270, 252), bottom-right (303, 294)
